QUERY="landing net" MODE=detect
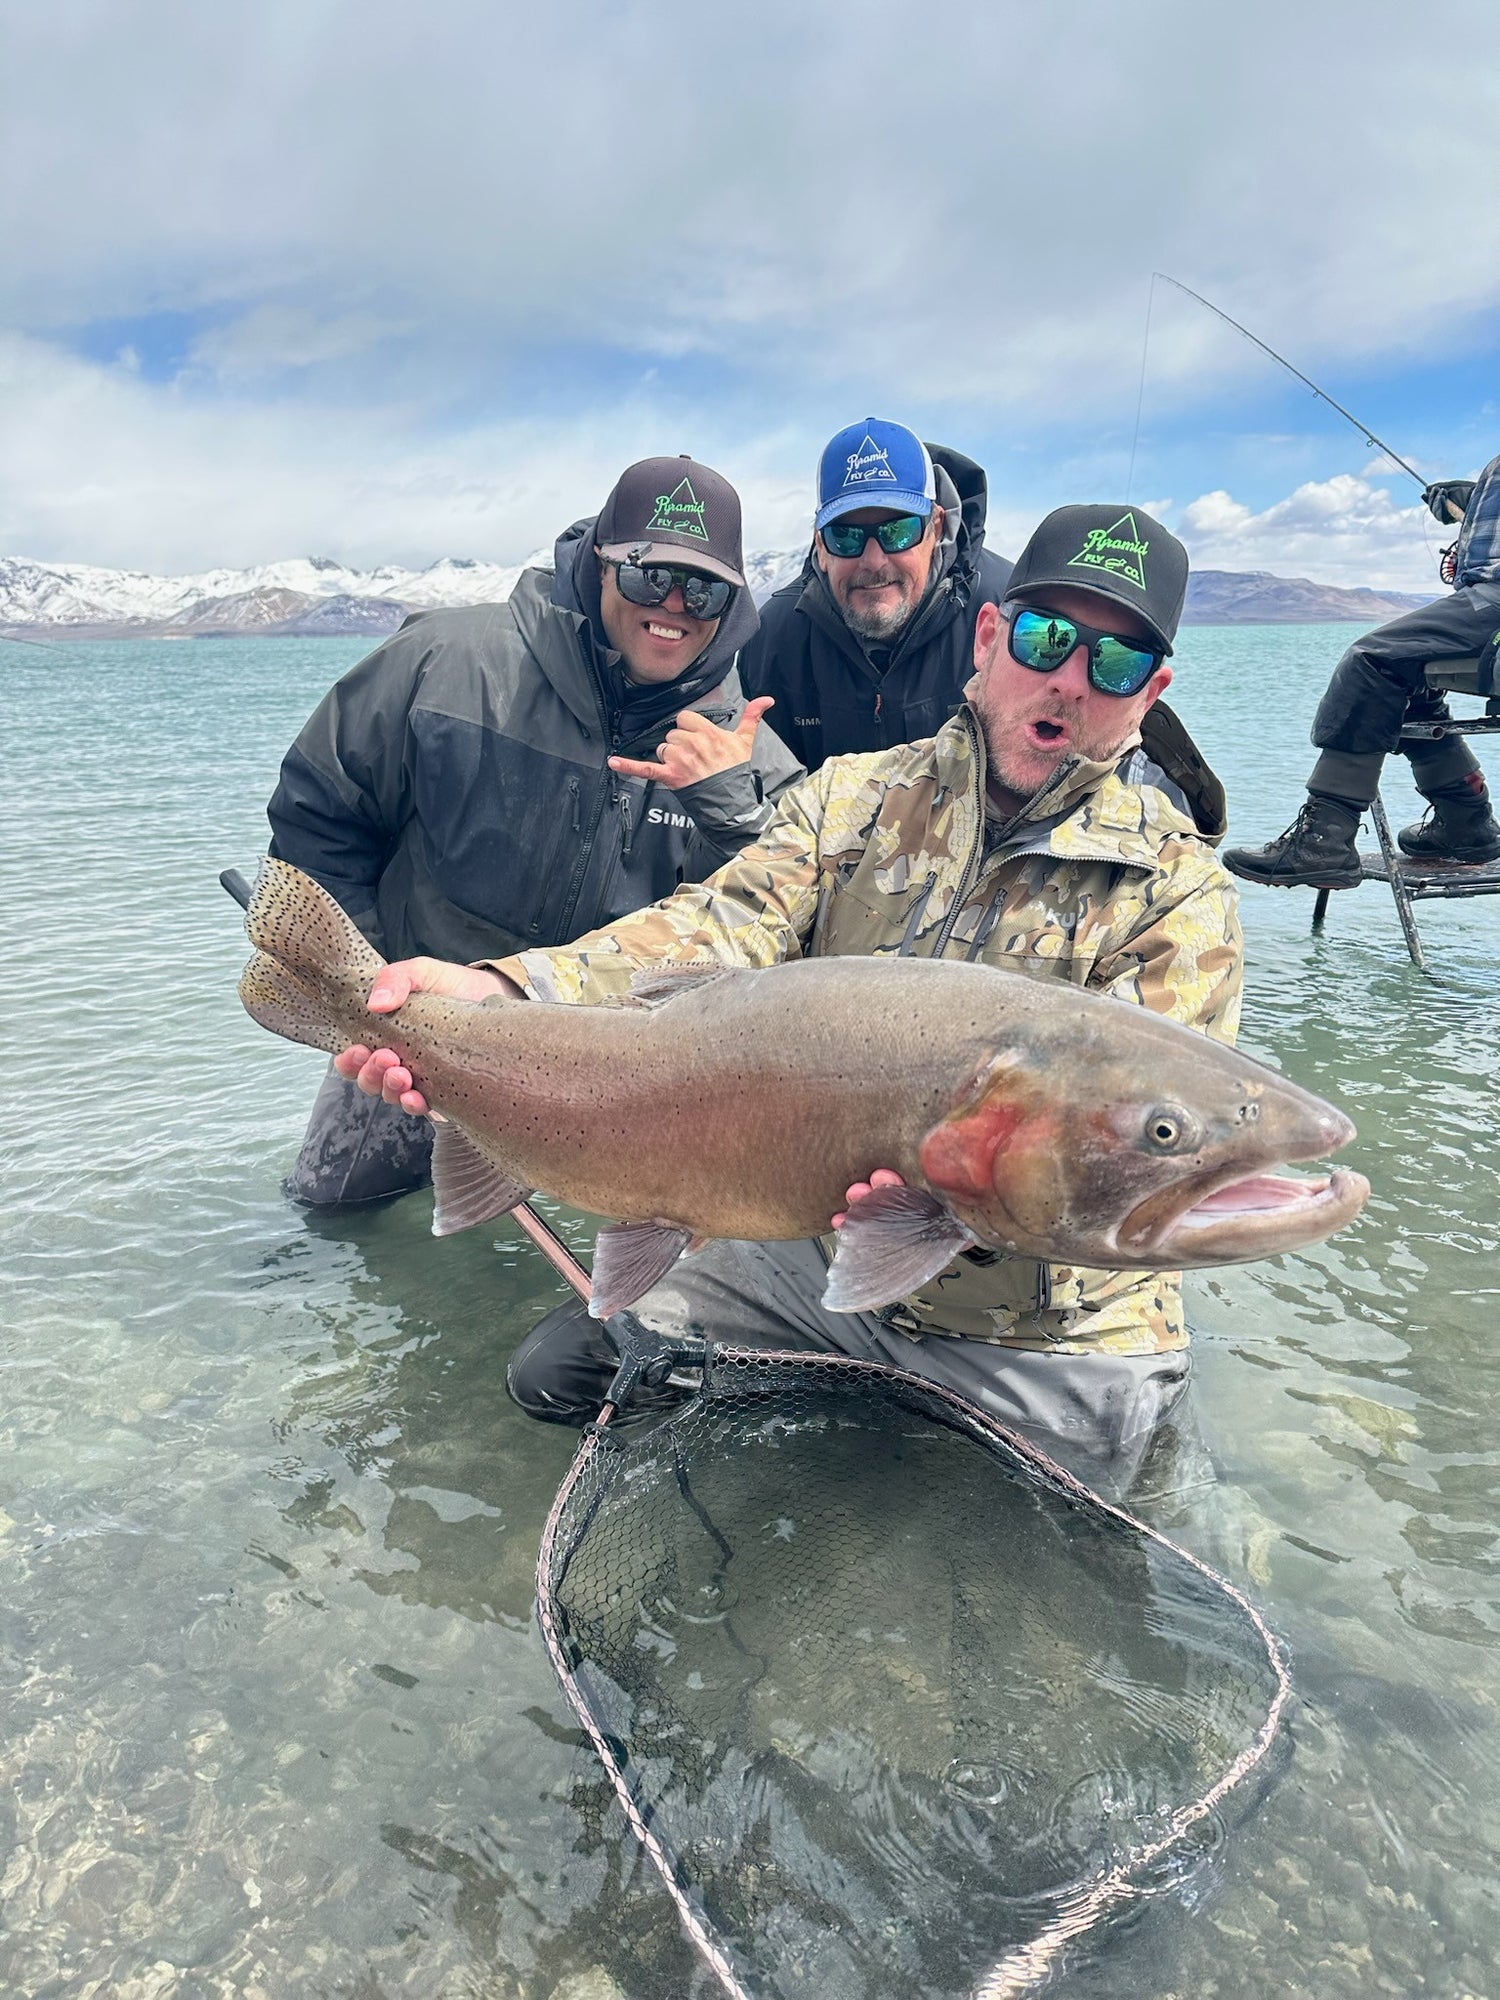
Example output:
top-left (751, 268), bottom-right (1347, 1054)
top-left (537, 1348), bottom-right (1289, 1999)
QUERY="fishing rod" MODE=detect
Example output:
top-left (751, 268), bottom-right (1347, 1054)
top-left (1154, 272), bottom-right (1428, 488)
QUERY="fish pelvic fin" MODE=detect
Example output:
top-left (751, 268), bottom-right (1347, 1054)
top-left (238, 859), bottom-right (385, 1055)
top-left (589, 1221), bottom-right (694, 1319)
top-left (430, 1122), bottom-right (531, 1237)
top-left (823, 1186), bottom-right (975, 1314)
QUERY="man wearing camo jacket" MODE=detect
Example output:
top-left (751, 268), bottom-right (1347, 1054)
top-left (337, 504), bottom-right (1241, 1492)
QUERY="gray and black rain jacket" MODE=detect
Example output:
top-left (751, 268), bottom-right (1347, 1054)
top-left (267, 518), bottom-right (805, 964)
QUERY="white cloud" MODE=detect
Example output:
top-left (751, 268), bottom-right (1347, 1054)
top-left (0, 333), bottom-right (817, 571)
top-left (1178, 475), bottom-right (1449, 590)
top-left (189, 306), bottom-right (415, 379)
top-left (2, 1), bottom-right (1498, 420)
top-left (1, 1), bottom-right (1498, 567)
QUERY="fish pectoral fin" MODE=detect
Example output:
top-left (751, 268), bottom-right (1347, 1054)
top-left (589, 1221), bottom-right (694, 1319)
top-left (822, 1187), bottom-right (975, 1314)
top-left (626, 962), bottom-right (733, 1007)
top-left (429, 1123), bottom-right (531, 1237)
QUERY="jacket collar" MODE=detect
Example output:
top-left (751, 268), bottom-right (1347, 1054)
top-left (934, 708), bottom-right (1182, 874)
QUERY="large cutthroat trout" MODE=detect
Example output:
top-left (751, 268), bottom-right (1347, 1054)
top-left (240, 859), bottom-right (1369, 1318)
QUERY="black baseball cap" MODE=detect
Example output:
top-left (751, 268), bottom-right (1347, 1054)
top-left (1002, 504), bottom-right (1188, 656)
top-left (595, 454), bottom-right (747, 589)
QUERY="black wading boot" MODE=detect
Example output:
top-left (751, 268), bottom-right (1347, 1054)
top-left (1223, 796), bottom-right (1363, 889)
top-left (1397, 779), bottom-right (1500, 864)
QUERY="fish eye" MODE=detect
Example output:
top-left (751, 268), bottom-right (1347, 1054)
top-left (1144, 1104), bottom-right (1196, 1152)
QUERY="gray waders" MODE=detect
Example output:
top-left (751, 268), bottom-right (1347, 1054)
top-left (284, 1061), bottom-right (435, 1208)
top-left (507, 1236), bottom-right (1207, 1505)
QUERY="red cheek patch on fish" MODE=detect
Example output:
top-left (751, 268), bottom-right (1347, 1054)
top-left (919, 1102), bottom-right (1030, 1201)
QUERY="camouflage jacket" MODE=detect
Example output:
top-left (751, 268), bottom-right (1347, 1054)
top-left (492, 708), bottom-right (1243, 1355)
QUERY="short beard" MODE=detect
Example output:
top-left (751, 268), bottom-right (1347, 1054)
top-left (984, 710), bottom-right (1141, 797)
top-left (840, 582), bottom-right (917, 642)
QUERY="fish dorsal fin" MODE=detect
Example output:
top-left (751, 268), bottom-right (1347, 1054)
top-left (627, 962), bottom-right (732, 1007)
top-left (589, 1220), bottom-right (693, 1318)
top-left (822, 1186), bottom-right (974, 1314)
top-left (430, 1122), bottom-right (531, 1237)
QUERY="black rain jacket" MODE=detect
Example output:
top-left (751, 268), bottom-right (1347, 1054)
top-left (738, 445), bottom-right (1014, 771)
top-left (267, 519), bottom-right (805, 964)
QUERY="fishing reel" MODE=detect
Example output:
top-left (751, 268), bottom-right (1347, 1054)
top-left (1440, 544), bottom-right (1459, 585)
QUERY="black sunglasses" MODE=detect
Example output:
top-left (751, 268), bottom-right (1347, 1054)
top-left (1006, 606), bottom-right (1164, 697)
top-left (820, 512), bottom-right (929, 559)
top-left (610, 560), bottom-right (733, 622)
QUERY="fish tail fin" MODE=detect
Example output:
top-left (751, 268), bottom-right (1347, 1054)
top-left (238, 858), bottom-right (385, 1055)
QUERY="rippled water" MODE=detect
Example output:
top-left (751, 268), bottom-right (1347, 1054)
top-left (3, 630), bottom-right (1497, 1999)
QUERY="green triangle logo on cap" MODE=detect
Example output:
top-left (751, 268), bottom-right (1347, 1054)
top-left (1066, 511), bottom-right (1149, 589)
top-left (647, 476), bottom-right (710, 542)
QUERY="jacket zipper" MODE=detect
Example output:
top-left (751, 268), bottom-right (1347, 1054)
top-left (927, 730), bottom-right (1080, 959)
top-left (535, 665), bottom-right (618, 940)
top-left (927, 717), bottom-right (1000, 958)
top-left (898, 872), bottom-right (939, 956)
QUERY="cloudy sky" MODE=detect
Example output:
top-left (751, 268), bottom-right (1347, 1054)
top-left (2, 0), bottom-right (1497, 587)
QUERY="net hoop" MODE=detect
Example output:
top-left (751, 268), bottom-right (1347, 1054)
top-left (535, 1346), bottom-right (1292, 2000)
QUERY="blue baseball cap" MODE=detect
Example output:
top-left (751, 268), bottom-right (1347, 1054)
top-left (815, 418), bottom-right (937, 533)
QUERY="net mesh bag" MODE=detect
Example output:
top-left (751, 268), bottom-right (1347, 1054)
top-left (537, 1347), bottom-right (1288, 2000)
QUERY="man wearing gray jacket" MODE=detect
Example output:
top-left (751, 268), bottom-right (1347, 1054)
top-left (267, 454), bottom-right (803, 1207)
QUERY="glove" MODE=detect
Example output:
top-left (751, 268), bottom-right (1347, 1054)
top-left (1424, 480), bottom-right (1476, 525)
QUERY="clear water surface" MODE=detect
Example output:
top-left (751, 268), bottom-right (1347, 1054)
top-left (2, 628), bottom-right (1496, 1998)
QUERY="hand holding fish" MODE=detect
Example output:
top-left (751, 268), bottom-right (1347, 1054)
top-left (333, 955), bottom-right (517, 1115)
top-left (242, 860), bottom-right (1371, 1323)
top-left (832, 1168), bottom-right (906, 1229)
top-left (607, 696), bottom-right (775, 787)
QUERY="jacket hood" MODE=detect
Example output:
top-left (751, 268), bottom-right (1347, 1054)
top-left (550, 514), bottom-right (762, 734)
top-left (929, 443), bottom-right (992, 565)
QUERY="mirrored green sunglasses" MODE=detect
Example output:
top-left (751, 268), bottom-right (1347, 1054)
top-left (821, 512), bottom-right (929, 559)
top-left (1006, 606), bottom-right (1163, 696)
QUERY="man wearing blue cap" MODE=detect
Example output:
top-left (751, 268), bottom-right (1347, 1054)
top-left (740, 418), bottom-right (1226, 836)
top-left (738, 418), bottom-right (1013, 771)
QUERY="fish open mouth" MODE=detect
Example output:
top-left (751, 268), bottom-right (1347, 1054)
top-left (1125, 1166), bottom-right (1370, 1265)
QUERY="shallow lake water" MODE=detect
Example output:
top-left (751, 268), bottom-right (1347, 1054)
top-left (3, 627), bottom-right (1497, 1998)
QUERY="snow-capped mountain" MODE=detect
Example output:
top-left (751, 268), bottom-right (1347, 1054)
top-left (0, 553), bottom-right (537, 633)
top-left (0, 547), bottom-right (1433, 638)
top-left (0, 547), bottom-right (810, 636)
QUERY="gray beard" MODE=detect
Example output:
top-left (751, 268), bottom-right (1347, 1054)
top-left (841, 591), bottom-right (916, 643)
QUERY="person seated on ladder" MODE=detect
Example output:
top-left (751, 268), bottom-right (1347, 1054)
top-left (1224, 455), bottom-right (1500, 888)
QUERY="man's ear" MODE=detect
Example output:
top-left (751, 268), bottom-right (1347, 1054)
top-left (973, 599), bottom-right (1003, 663)
top-left (812, 530), bottom-right (829, 576)
top-left (1142, 662), bottom-right (1174, 707)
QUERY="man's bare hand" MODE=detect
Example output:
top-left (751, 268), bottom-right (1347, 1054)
top-left (608, 696), bottom-right (775, 788)
top-left (333, 956), bottom-right (513, 1116)
top-left (831, 1167), bottom-right (906, 1230)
